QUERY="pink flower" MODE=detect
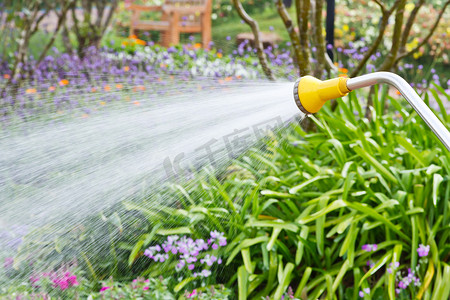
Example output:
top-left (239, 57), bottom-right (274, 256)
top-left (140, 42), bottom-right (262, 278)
top-left (3, 257), bottom-right (13, 269)
top-left (143, 286), bottom-right (149, 290)
top-left (100, 286), bottom-right (111, 292)
top-left (67, 275), bottom-right (79, 287)
top-left (187, 289), bottom-right (197, 298)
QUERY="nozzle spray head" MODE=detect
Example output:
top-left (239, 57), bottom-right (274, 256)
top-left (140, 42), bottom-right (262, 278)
top-left (293, 76), bottom-right (351, 114)
top-left (292, 72), bottom-right (450, 151)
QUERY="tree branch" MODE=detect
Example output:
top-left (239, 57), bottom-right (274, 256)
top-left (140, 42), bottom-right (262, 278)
top-left (395, 0), bottom-right (450, 64)
top-left (232, 0), bottom-right (275, 80)
top-left (350, 0), bottom-right (402, 77)
top-left (101, 0), bottom-right (118, 36)
top-left (350, 13), bottom-right (389, 77)
top-left (372, 0), bottom-right (386, 12)
top-left (378, 0), bottom-right (407, 71)
top-left (36, 0), bottom-right (74, 66)
top-left (399, 0), bottom-right (425, 54)
top-left (71, 2), bottom-right (81, 42)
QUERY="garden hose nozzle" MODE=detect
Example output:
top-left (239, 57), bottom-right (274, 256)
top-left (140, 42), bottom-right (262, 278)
top-left (293, 76), bottom-right (351, 114)
top-left (293, 72), bottom-right (450, 151)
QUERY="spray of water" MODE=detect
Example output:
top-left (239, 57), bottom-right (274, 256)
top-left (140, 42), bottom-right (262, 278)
top-left (0, 77), bottom-right (304, 285)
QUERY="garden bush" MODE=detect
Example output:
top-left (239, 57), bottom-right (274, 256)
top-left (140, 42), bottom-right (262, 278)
top-left (122, 85), bottom-right (450, 299)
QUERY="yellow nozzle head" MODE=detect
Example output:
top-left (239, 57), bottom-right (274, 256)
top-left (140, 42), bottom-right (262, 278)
top-left (293, 76), bottom-right (351, 114)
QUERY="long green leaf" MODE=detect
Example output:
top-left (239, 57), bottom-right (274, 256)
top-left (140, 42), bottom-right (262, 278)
top-left (353, 146), bottom-right (398, 184)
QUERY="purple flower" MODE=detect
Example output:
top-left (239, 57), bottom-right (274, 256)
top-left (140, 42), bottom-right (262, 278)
top-left (398, 281), bottom-right (407, 289)
top-left (361, 244), bottom-right (377, 252)
top-left (417, 244), bottom-right (430, 257)
top-left (359, 287), bottom-right (370, 298)
top-left (201, 269), bottom-right (211, 277)
top-left (200, 254), bottom-right (218, 266)
top-left (176, 260), bottom-right (186, 271)
top-left (144, 245), bottom-right (162, 259)
top-left (387, 262), bottom-right (399, 273)
top-left (209, 230), bottom-right (227, 247)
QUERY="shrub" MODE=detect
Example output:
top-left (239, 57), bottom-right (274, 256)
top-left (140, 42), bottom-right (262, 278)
top-left (126, 85), bottom-right (450, 299)
top-left (88, 276), bottom-right (231, 299)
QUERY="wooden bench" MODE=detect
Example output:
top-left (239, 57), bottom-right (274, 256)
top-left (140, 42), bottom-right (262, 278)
top-left (236, 32), bottom-right (282, 49)
top-left (126, 0), bottom-right (212, 49)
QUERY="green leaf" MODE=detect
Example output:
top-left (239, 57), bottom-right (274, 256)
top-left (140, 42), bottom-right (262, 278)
top-left (297, 199), bottom-right (347, 224)
top-left (128, 240), bottom-right (144, 266)
top-left (273, 262), bottom-right (295, 300)
top-left (156, 227), bottom-right (191, 235)
top-left (238, 266), bottom-right (249, 300)
top-left (128, 223), bottom-right (162, 266)
top-left (247, 219), bottom-right (299, 232)
top-left (345, 201), bottom-right (410, 241)
top-left (261, 190), bottom-right (293, 198)
top-left (289, 175), bottom-right (330, 194)
top-left (332, 260), bottom-right (350, 293)
top-left (174, 277), bottom-right (195, 293)
top-left (294, 266), bottom-right (312, 298)
top-left (295, 226), bottom-right (309, 265)
top-left (432, 174), bottom-right (444, 206)
top-left (226, 236), bottom-right (269, 265)
top-left (241, 248), bottom-right (253, 274)
top-left (397, 136), bottom-right (426, 167)
top-left (388, 244), bottom-right (402, 300)
top-left (326, 139), bottom-right (347, 166)
top-left (267, 228), bottom-right (282, 251)
top-left (359, 251), bottom-right (392, 286)
top-left (353, 146), bottom-right (398, 184)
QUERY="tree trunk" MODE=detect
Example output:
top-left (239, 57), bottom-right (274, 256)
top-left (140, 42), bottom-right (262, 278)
top-left (277, 0), bottom-right (309, 76)
top-left (378, 0), bottom-right (406, 71)
top-left (313, 0), bottom-right (328, 78)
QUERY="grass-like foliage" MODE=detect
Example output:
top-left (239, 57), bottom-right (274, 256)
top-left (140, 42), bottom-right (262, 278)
top-left (126, 86), bottom-right (450, 300)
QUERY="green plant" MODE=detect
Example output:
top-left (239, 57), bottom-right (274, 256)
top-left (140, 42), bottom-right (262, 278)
top-left (0, 265), bottom-right (91, 300)
top-left (126, 84), bottom-right (449, 299)
top-left (88, 276), bottom-right (231, 299)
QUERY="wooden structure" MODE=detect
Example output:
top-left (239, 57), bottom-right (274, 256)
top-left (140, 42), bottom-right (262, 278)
top-left (236, 32), bottom-right (282, 49)
top-left (126, 0), bottom-right (212, 48)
